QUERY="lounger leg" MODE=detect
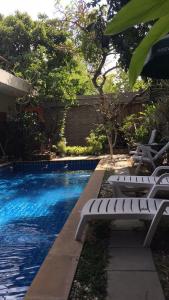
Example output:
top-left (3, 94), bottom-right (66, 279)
top-left (144, 201), bottom-right (169, 247)
top-left (75, 216), bottom-right (88, 241)
top-left (135, 161), bottom-right (142, 174)
top-left (151, 161), bottom-right (156, 170)
top-left (112, 183), bottom-right (125, 197)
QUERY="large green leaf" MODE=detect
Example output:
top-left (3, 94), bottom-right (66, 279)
top-left (105, 0), bottom-right (169, 36)
top-left (129, 14), bottom-right (169, 87)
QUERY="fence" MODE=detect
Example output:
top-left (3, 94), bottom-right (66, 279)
top-left (43, 91), bottom-right (149, 146)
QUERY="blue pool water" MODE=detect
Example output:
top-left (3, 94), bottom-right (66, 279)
top-left (0, 169), bottom-right (92, 299)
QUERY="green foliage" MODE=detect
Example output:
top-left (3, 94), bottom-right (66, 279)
top-left (103, 69), bottom-right (149, 93)
top-left (154, 97), bottom-right (169, 142)
top-left (0, 11), bottom-right (97, 157)
top-left (0, 12), bottom-right (94, 102)
top-left (57, 138), bottom-right (67, 156)
top-left (86, 128), bottom-right (107, 155)
top-left (69, 55), bottom-right (96, 95)
top-left (105, 0), bottom-right (168, 36)
top-left (121, 103), bottom-right (156, 146)
top-left (105, 0), bottom-right (169, 86)
top-left (17, 112), bottom-right (47, 157)
top-left (65, 146), bottom-right (91, 156)
top-left (89, 0), bottom-right (150, 71)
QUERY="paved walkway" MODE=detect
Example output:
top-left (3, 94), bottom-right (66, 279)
top-left (106, 222), bottom-right (165, 300)
top-left (106, 159), bottom-right (165, 300)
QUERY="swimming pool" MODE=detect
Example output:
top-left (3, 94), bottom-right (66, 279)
top-left (0, 161), bottom-right (98, 299)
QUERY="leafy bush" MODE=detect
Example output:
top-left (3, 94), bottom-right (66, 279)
top-left (57, 138), bottom-right (67, 156)
top-left (65, 146), bottom-right (91, 156)
top-left (86, 128), bottom-right (107, 155)
top-left (121, 103), bottom-right (156, 147)
top-left (154, 98), bottom-right (169, 142)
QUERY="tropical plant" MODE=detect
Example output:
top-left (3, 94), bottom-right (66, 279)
top-left (105, 0), bottom-right (169, 86)
top-left (121, 103), bottom-right (157, 147)
top-left (86, 127), bottom-right (107, 155)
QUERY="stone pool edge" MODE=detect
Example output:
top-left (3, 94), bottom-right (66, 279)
top-left (25, 158), bottom-right (107, 300)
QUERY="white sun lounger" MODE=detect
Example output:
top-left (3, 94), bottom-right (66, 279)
top-left (130, 129), bottom-right (157, 156)
top-left (107, 166), bottom-right (169, 196)
top-left (75, 191), bottom-right (169, 247)
top-left (132, 141), bottom-right (169, 173)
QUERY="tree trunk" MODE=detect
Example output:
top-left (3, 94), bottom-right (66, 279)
top-left (107, 132), bottom-right (114, 161)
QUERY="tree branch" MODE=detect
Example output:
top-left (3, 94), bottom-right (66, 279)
top-left (100, 65), bottom-right (120, 90)
top-left (125, 88), bottom-right (149, 108)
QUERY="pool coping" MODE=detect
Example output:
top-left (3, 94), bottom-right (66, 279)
top-left (25, 158), bottom-right (107, 300)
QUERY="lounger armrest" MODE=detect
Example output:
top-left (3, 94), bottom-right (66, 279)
top-left (132, 145), bottom-right (157, 157)
top-left (130, 144), bottom-right (155, 156)
top-left (147, 173), bottom-right (169, 198)
top-left (151, 166), bottom-right (169, 176)
top-left (148, 177), bottom-right (169, 198)
top-left (144, 200), bottom-right (169, 247)
top-left (156, 173), bottom-right (169, 184)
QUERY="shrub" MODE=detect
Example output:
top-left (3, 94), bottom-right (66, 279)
top-left (86, 128), bottom-right (107, 155)
top-left (57, 138), bottom-right (67, 156)
top-left (65, 146), bottom-right (91, 156)
top-left (121, 103), bottom-right (156, 147)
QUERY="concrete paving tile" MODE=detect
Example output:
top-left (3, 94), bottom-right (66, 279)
top-left (107, 247), bottom-right (155, 271)
top-left (107, 271), bottom-right (165, 300)
top-left (108, 230), bottom-right (145, 247)
top-left (111, 219), bottom-right (144, 230)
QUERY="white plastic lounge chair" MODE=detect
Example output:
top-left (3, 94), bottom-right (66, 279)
top-left (132, 141), bottom-right (169, 172)
top-left (108, 166), bottom-right (169, 196)
top-left (75, 184), bottom-right (169, 247)
top-left (130, 129), bottom-right (157, 156)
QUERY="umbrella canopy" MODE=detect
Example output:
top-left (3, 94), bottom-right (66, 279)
top-left (141, 35), bottom-right (169, 79)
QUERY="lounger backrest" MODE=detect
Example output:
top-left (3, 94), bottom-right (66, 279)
top-left (148, 129), bottom-right (157, 144)
top-left (154, 141), bottom-right (169, 160)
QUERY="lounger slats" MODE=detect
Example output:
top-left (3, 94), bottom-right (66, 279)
top-left (90, 199), bottom-right (102, 214)
top-left (75, 197), bottom-right (169, 243)
top-left (98, 199), bottom-right (108, 213)
top-left (108, 198), bottom-right (118, 212)
top-left (83, 198), bottom-right (159, 216)
top-left (123, 198), bottom-right (132, 212)
top-left (131, 198), bottom-right (140, 213)
top-left (85, 199), bottom-right (96, 212)
top-left (139, 198), bottom-right (149, 212)
top-left (148, 199), bottom-right (157, 212)
top-left (108, 175), bottom-right (169, 187)
top-left (115, 198), bottom-right (126, 213)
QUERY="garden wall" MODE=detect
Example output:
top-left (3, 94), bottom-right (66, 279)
top-left (43, 92), bottom-right (149, 146)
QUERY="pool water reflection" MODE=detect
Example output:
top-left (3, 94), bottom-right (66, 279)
top-left (0, 170), bottom-right (92, 299)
